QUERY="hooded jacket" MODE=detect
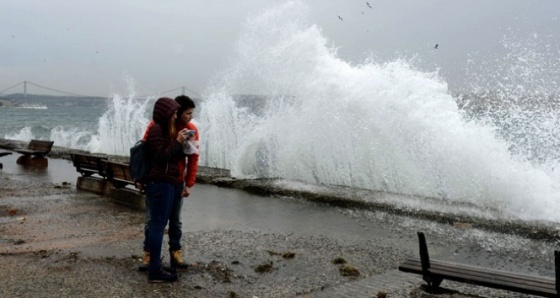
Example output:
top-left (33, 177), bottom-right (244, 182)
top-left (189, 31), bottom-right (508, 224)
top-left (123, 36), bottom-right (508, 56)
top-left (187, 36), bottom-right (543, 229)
top-left (141, 120), bottom-right (199, 186)
top-left (144, 97), bottom-right (184, 184)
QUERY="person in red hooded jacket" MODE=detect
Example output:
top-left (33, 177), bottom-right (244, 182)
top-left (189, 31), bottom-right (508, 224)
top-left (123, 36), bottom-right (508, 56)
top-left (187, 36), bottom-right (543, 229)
top-left (167, 95), bottom-right (199, 268)
top-left (140, 95), bottom-right (199, 271)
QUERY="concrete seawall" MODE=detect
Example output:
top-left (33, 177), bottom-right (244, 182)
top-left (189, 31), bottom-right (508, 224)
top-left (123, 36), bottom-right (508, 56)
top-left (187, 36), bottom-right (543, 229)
top-left (1, 138), bottom-right (559, 242)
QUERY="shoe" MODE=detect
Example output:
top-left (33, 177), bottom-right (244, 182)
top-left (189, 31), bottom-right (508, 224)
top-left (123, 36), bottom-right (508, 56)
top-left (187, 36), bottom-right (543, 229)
top-left (162, 265), bottom-right (177, 274)
top-left (138, 251), bottom-right (150, 272)
top-left (148, 267), bottom-right (178, 283)
top-left (170, 249), bottom-right (189, 269)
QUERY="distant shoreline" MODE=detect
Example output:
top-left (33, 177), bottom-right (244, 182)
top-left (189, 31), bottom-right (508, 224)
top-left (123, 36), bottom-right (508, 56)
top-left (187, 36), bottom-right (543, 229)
top-left (0, 93), bottom-right (107, 108)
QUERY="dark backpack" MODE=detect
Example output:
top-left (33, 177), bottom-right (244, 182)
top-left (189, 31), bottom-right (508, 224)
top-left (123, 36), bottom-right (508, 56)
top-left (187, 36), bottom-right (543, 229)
top-left (129, 140), bottom-right (150, 182)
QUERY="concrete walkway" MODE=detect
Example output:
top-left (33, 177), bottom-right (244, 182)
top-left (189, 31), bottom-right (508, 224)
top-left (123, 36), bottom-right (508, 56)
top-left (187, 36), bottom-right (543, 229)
top-left (1, 145), bottom-right (556, 297)
top-left (302, 270), bottom-right (423, 298)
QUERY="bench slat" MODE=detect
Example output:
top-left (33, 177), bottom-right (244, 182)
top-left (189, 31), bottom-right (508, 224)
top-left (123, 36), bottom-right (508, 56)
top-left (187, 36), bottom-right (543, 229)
top-left (399, 231), bottom-right (559, 297)
top-left (70, 153), bottom-right (108, 177)
top-left (401, 259), bottom-right (554, 286)
top-left (15, 140), bottom-right (54, 157)
top-left (428, 267), bottom-right (556, 295)
top-left (430, 264), bottom-right (555, 288)
top-left (400, 259), bottom-right (556, 296)
top-left (103, 161), bottom-right (134, 188)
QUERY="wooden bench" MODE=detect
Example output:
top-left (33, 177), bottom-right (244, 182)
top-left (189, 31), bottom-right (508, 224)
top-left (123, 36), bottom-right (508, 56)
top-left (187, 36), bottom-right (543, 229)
top-left (398, 232), bottom-right (559, 297)
top-left (103, 160), bottom-right (135, 189)
top-left (70, 153), bottom-right (108, 178)
top-left (14, 140), bottom-right (54, 157)
top-left (102, 160), bottom-right (146, 209)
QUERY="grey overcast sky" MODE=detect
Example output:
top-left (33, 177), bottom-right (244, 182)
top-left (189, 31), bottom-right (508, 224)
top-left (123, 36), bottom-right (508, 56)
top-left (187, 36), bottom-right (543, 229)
top-left (1, 0), bottom-right (558, 97)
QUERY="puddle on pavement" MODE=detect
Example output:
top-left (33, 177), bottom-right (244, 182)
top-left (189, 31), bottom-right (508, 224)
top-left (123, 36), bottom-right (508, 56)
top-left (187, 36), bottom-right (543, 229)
top-left (182, 184), bottom-right (396, 244)
top-left (0, 216), bottom-right (21, 224)
top-left (0, 151), bottom-right (393, 244)
top-left (0, 152), bottom-right (78, 184)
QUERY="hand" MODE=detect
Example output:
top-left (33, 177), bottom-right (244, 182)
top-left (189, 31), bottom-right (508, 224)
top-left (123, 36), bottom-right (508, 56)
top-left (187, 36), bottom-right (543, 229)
top-left (177, 129), bottom-right (188, 143)
top-left (182, 186), bottom-right (191, 197)
top-left (135, 182), bottom-right (145, 194)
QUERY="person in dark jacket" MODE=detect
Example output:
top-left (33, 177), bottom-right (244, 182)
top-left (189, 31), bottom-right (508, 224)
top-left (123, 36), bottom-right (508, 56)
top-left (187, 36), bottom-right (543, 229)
top-left (143, 97), bottom-right (189, 283)
top-left (139, 95), bottom-right (199, 270)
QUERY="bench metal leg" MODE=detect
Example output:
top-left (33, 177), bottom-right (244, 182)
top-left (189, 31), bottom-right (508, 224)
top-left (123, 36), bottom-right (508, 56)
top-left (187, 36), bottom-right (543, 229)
top-left (418, 232), bottom-right (443, 290)
top-left (554, 250), bottom-right (560, 297)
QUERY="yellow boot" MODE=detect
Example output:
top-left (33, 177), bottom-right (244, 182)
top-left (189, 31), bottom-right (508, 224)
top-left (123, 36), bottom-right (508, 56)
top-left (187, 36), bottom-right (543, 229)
top-left (170, 250), bottom-right (188, 269)
top-left (138, 251), bottom-right (150, 271)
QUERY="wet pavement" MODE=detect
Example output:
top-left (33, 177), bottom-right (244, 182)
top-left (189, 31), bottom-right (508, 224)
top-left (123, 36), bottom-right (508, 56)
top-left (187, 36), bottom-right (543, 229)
top-left (1, 152), bottom-right (393, 242)
top-left (0, 150), bottom-right (558, 297)
top-left (0, 151), bottom-right (77, 184)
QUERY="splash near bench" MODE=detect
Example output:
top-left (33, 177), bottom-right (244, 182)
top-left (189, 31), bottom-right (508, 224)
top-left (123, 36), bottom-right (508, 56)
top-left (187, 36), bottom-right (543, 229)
top-left (14, 140), bottom-right (54, 167)
top-left (398, 232), bottom-right (559, 297)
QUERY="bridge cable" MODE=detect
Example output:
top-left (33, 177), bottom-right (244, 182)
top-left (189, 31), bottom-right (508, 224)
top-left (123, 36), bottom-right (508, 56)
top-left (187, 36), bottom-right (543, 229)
top-left (26, 81), bottom-right (91, 97)
top-left (0, 81), bottom-right (24, 94)
top-left (138, 86), bottom-right (200, 99)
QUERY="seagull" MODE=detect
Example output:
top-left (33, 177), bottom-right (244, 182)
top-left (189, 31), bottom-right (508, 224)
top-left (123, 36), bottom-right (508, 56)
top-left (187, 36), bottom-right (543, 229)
top-left (434, 44), bottom-right (439, 49)
top-left (366, 1), bottom-right (372, 9)
top-left (338, 15), bottom-right (343, 21)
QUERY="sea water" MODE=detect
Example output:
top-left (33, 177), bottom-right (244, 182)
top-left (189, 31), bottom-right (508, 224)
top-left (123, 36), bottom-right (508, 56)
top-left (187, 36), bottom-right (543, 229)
top-left (0, 106), bottom-right (105, 149)
top-left (0, 93), bottom-right (154, 154)
top-left (2, 1), bottom-right (560, 223)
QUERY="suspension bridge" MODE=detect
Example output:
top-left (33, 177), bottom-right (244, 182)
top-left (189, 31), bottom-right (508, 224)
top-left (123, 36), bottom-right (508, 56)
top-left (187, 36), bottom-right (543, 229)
top-left (0, 81), bottom-right (200, 99)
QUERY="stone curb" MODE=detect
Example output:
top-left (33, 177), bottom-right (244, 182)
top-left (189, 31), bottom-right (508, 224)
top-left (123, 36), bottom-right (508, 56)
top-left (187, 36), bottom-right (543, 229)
top-left (2, 138), bottom-right (559, 242)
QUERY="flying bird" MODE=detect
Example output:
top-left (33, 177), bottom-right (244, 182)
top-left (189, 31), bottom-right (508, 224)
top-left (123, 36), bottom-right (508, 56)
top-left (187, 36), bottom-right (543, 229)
top-left (366, 1), bottom-right (372, 9)
top-left (338, 15), bottom-right (343, 21)
top-left (434, 44), bottom-right (439, 49)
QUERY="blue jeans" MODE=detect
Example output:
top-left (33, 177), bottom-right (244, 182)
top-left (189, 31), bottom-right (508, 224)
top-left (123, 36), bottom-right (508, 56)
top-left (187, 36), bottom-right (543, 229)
top-left (145, 182), bottom-right (174, 272)
top-left (143, 183), bottom-right (184, 251)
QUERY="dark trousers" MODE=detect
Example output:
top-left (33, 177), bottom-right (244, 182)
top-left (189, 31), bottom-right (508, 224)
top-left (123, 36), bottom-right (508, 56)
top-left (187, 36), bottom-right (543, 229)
top-left (145, 182), bottom-right (174, 272)
top-left (143, 183), bottom-right (184, 251)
